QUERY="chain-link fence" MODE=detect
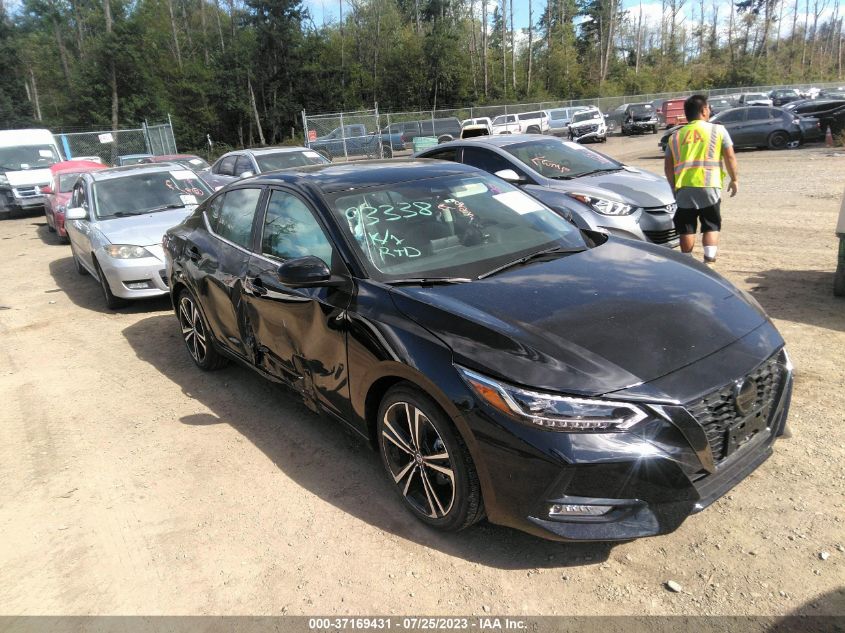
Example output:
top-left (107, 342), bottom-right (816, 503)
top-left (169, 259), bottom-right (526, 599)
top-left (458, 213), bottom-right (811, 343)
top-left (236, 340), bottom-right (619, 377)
top-left (303, 81), bottom-right (845, 159)
top-left (54, 121), bottom-right (178, 164)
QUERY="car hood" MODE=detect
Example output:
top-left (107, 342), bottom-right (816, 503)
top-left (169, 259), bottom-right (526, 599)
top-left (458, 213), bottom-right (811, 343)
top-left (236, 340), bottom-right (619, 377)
top-left (570, 119), bottom-right (602, 128)
top-left (389, 239), bottom-right (768, 396)
top-left (6, 168), bottom-right (52, 187)
top-left (95, 208), bottom-right (194, 246)
top-left (545, 167), bottom-right (674, 208)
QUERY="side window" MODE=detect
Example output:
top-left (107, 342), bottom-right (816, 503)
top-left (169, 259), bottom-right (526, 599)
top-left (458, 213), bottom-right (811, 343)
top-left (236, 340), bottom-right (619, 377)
top-left (235, 155), bottom-right (254, 176)
top-left (205, 194), bottom-right (225, 231)
top-left (747, 108), bottom-right (771, 121)
top-left (261, 190), bottom-right (333, 263)
top-left (213, 187), bottom-right (262, 249)
top-left (463, 147), bottom-right (521, 175)
top-left (717, 109), bottom-right (745, 123)
top-left (218, 155), bottom-right (237, 176)
top-left (423, 148), bottom-right (459, 162)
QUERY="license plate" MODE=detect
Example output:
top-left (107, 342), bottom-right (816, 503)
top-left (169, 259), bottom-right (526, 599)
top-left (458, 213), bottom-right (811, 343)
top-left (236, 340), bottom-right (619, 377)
top-left (725, 412), bottom-right (769, 456)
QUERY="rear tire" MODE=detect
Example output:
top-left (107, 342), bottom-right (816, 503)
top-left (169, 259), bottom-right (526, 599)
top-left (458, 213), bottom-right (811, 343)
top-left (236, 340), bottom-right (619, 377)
top-left (94, 258), bottom-right (129, 310)
top-left (768, 131), bottom-right (790, 150)
top-left (834, 265), bottom-right (845, 297)
top-left (377, 383), bottom-right (484, 532)
top-left (177, 289), bottom-right (229, 370)
top-left (70, 243), bottom-right (87, 276)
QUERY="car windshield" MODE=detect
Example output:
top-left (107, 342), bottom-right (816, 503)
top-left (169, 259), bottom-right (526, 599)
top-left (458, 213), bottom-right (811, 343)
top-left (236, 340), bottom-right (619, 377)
top-left (630, 105), bottom-right (653, 114)
top-left (255, 150), bottom-right (329, 172)
top-left (572, 110), bottom-right (601, 123)
top-left (92, 170), bottom-right (212, 219)
top-left (0, 145), bottom-right (61, 171)
top-left (502, 138), bottom-right (620, 179)
top-left (326, 173), bottom-right (587, 281)
top-left (176, 157), bottom-right (210, 170)
top-left (746, 94), bottom-right (768, 100)
top-left (59, 173), bottom-right (82, 192)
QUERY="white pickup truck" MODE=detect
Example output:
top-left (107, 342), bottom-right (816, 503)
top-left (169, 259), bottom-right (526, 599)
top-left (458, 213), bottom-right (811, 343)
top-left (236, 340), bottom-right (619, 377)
top-left (490, 114), bottom-right (523, 135)
top-left (0, 129), bottom-right (63, 220)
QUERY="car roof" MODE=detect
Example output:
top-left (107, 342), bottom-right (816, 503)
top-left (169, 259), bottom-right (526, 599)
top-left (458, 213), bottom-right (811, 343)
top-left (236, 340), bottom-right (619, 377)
top-left (87, 164), bottom-right (189, 181)
top-left (250, 159), bottom-right (481, 194)
top-left (50, 160), bottom-right (107, 173)
top-left (429, 134), bottom-right (559, 150)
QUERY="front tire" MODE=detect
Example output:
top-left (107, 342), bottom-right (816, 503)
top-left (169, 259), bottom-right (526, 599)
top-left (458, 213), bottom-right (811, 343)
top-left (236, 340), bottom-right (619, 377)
top-left (768, 130), bottom-right (790, 150)
top-left (94, 258), bottom-right (128, 310)
top-left (377, 383), bottom-right (484, 532)
top-left (70, 242), bottom-right (87, 275)
top-left (177, 289), bottom-right (228, 370)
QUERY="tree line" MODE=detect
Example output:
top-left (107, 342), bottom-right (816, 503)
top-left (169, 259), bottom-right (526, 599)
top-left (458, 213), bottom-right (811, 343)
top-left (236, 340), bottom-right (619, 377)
top-left (0, 0), bottom-right (843, 151)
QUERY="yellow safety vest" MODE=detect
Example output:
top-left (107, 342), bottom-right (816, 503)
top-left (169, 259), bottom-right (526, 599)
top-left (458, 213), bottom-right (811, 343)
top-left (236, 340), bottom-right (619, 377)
top-left (669, 120), bottom-right (724, 189)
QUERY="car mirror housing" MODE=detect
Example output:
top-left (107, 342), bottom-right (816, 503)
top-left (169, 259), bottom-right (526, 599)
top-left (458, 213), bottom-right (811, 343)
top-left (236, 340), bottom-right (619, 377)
top-left (494, 169), bottom-right (525, 184)
top-left (239, 170), bottom-right (254, 178)
top-left (277, 256), bottom-right (342, 287)
top-left (65, 207), bottom-right (87, 220)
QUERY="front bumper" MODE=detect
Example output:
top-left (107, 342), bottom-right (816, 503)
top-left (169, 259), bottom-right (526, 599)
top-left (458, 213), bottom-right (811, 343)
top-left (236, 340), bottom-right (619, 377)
top-left (98, 251), bottom-right (170, 300)
top-left (570, 129), bottom-right (606, 142)
top-left (625, 121), bottom-right (657, 132)
top-left (461, 335), bottom-right (792, 542)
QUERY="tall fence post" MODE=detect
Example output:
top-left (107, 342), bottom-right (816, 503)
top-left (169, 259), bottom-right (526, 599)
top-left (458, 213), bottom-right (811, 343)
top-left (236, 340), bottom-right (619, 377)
top-left (142, 120), bottom-right (152, 154)
top-left (375, 101), bottom-right (383, 159)
top-left (301, 110), bottom-right (309, 147)
top-left (340, 111), bottom-right (349, 162)
top-left (167, 113), bottom-right (177, 153)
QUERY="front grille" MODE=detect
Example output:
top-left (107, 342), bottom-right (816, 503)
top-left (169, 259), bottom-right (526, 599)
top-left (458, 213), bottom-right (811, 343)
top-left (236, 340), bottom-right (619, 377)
top-left (686, 352), bottom-right (785, 464)
top-left (576, 124), bottom-right (598, 134)
top-left (643, 228), bottom-right (679, 244)
top-left (644, 203), bottom-right (677, 215)
top-left (13, 186), bottom-right (40, 198)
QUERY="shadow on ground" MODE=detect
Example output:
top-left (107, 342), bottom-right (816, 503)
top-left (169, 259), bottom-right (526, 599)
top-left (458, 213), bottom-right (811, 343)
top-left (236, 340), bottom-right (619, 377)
top-left (743, 268), bottom-right (845, 333)
top-left (122, 313), bottom-right (616, 570)
top-left (49, 255), bottom-right (171, 315)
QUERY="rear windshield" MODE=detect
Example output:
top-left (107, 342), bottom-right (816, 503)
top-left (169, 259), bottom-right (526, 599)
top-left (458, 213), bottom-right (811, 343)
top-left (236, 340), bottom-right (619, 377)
top-left (59, 173), bottom-right (82, 192)
top-left (255, 150), bottom-right (329, 172)
top-left (0, 144), bottom-right (61, 171)
top-left (630, 105), bottom-right (654, 113)
top-left (92, 170), bottom-right (212, 219)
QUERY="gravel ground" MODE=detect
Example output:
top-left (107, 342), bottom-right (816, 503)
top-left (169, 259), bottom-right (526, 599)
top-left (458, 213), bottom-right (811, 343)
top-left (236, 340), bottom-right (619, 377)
top-left (0, 134), bottom-right (843, 618)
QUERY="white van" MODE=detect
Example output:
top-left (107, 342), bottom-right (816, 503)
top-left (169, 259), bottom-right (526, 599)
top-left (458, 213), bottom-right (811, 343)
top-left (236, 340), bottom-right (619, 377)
top-left (0, 129), bottom-right (63, 220)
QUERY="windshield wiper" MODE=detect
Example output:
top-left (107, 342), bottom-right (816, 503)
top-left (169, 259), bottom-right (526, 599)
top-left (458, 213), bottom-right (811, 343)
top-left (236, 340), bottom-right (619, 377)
top-left (477, 246), bottom-right (582, 280)
top-left (111, 210), bottom-right (147, 217)
top-left (576, 167), bottom-right (624, 177)
top-left (143, 203), bottom-right (186, 213)
top-left (386, 277), bottom-right (472, 286)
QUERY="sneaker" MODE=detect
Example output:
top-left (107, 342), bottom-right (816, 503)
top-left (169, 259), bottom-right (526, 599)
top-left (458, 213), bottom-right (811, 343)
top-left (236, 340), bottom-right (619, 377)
top-left (704, 256), bottom-right (717, 264)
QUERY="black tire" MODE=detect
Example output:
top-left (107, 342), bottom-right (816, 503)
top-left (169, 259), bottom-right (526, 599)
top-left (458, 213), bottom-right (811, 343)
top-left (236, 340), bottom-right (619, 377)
top-left (70, 242), bottom-right (87, 276)
top-left (768, 131), bottom-right (790, 150)
top-left (437, 134), bottom-right (454, 144)
top-left (94, 258), bottom-right (129, 310)
top-left (0, 210), bottom-right (10, 221)
top-left (652, 125), bottom-right (658, 134)
top-left (58, 232), bottom-right (69, 245)
top-left (834, 264), bottom-right (845, 297)
top-left (377, 383), bottom-right (484, 532)
top-left (526, 126), bottom-right (541, 134)
top-left (177, 289), bottom-right (229, 370)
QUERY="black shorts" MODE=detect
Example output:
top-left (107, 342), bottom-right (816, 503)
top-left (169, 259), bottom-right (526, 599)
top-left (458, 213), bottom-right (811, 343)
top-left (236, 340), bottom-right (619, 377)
top-left (673, 202), bottom-right (722, 235)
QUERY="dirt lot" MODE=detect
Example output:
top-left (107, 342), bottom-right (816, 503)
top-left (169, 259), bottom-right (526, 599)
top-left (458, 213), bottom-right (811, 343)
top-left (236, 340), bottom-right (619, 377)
top-left (0, 134), bottom-right (843, 618)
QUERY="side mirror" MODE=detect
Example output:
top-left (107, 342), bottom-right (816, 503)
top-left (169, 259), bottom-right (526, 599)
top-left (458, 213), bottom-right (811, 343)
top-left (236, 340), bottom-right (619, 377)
top-left (277, 256), bottom-right (341, 288)
top-left (65, 207), bottom-right (87, 220)
top-left (40, 185), bottom-right (53, 194)
top-left (239, 170), bottom-right (254, 178)
top-left (494, 169), bottom-right (525, 184)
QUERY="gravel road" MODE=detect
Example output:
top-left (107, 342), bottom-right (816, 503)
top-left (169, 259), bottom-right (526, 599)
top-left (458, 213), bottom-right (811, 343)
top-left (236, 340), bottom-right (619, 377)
top-left (0, 134), bottom-right (843, 618)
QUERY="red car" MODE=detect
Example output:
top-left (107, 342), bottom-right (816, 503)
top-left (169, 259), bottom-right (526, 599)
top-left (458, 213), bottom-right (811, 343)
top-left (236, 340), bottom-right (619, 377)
top-left (43, 160), bottom-right (106, 243)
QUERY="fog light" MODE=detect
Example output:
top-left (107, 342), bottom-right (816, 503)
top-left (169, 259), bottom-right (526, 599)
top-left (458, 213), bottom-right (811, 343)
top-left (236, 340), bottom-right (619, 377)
top-left (549, 504), bottom-right (612, 517)
top-left (124, 280), bottom-right (154, 290)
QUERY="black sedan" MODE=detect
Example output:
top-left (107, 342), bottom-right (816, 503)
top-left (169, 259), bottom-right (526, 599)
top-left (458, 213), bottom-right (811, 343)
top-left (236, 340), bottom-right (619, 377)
top-left (163, 161), bottom-right (793, 542)
top-left (785, 98), bottom-right (845, 136)
top-left (659, 106), bottom-right (819, 151)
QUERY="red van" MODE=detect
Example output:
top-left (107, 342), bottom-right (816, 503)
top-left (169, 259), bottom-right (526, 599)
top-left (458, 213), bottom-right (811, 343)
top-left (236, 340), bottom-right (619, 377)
top-left (660, 98), bottom-right (687, 128)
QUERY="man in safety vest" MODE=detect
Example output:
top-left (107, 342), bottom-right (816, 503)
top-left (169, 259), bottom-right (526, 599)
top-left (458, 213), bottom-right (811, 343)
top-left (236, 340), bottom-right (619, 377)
top-left (664, 95), bottom-right (739, 263)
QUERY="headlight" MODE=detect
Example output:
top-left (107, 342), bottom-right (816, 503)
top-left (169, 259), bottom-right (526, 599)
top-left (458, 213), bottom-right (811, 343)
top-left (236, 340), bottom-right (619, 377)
top-left (457, 366), bottom-right (648, 432)
top-left (567, 193), bottom-right (635, 216)
top-left (104, 245), bottom-right (154, 259)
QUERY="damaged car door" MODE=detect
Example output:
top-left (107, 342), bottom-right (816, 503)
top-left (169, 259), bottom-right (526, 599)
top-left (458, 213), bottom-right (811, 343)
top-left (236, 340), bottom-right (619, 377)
top-left (242, 187), bottom-right (353, 417)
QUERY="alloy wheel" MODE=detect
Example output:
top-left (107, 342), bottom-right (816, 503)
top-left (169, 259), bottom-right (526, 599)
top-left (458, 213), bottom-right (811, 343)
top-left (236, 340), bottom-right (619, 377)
top-left (179, 295), bottom-right (208, 364)
top-left (381, 401), bottom-right (456, 519)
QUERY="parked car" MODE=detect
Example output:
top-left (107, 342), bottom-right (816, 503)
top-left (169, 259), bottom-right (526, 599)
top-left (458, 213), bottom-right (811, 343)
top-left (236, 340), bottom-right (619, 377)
top-left (659, 98), bottom-right (687, 129)
top-left (460, 118), bottom-right (493, 139)
top-left (621, 103), bottom-right (659, 135)
top-left (163, 160), bottom-right (793, 542)
top-left (568, 108), bottom-right (608, 143)
top-left (309, 124), bottom-right (405, 159)
top-left (64, 164), bottom-right (213, 309)
top-left (737, 93), bottom-right (773, 107)
top-left (516, 111), bottom-right (550, 134)
top-left (417, 135), bottom-right (678, 247)
top-left (43, 159), bottom-right (107, 243)
top-left (769, 89), bottom-right (802, 107)
top-left (382, 118), bottom-right (463, 145)
top-left (546, 107), bottom-right (591, 137)
top-left (604, 103), bottom-right (633, 132)
top-left (818, 87), bottom-right (845, 99)
top-left (0, 128), bottom-right (63, 220)
top-left (659, 106), bottom-right (817, 151)
top-left (708, 97), bottom-right (738, 115)
top-left (490, 114), bottom-right (523, 135)
top-left (203, 147), bottom-right (330, 190)
top-left (139, 154), bottom-right (210, 171)
top-left (784, 98), bottom-right (845, 136)
top-left (115, 154), bottom-right (154, 166)
top-left (460, 118), bottom-right (493, 134)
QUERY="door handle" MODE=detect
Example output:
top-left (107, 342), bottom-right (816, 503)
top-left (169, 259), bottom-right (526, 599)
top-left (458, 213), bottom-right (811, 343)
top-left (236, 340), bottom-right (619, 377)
top-left (245, 275), bottom-right (268, 296)
top-left (187, 246), bottom-right (201, 262)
